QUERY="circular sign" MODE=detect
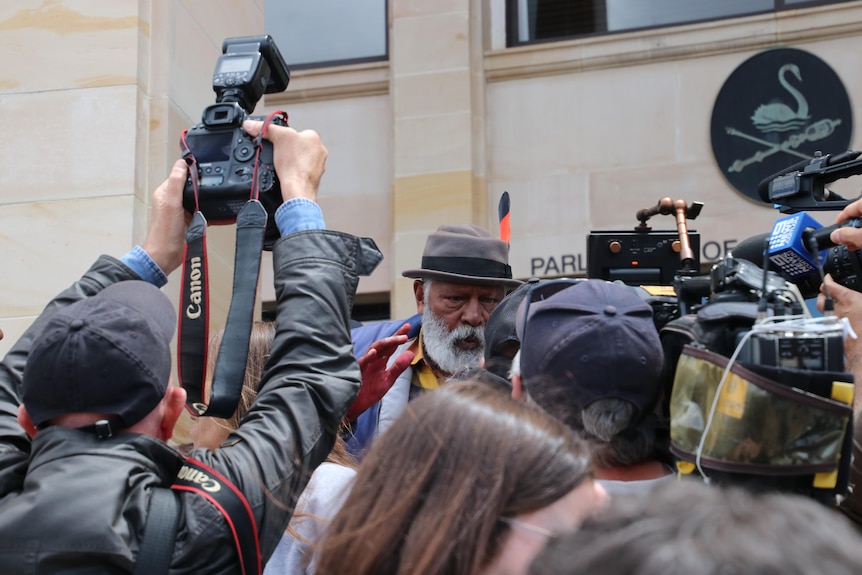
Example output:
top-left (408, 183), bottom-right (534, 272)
top-left (710, 48), bottom-right (853, 203)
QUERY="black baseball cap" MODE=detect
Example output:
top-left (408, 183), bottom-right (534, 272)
top-left (22, 281), bottom-right (176, 429)
top-left (518, 279), bottom-right (664, 417)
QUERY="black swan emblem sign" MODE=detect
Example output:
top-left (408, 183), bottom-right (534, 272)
top-left (710, 48), bottom-right (852, 203)
top-left (750, 63), bottom-right (810, 133)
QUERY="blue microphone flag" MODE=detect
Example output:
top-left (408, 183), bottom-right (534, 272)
top-left (768, 212), bottom-right (825, 280)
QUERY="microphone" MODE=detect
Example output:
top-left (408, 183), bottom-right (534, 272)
top-left (767, 212), bottom-right (825, 280)
top-left (731, 232), bottom-right (771, 267)
top-left (739, 217), bottom-right (861, 268)
top-left (728, 232), bottom-right (789, 292)
top-left (762, 212), bottom-right (834, 299)
top-left (732, 215), bottom-right (862, 300)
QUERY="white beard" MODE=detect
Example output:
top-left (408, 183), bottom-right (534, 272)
top-left (421, 307), bottom-right (485, 376)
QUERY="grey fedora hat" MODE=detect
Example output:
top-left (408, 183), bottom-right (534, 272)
top-left (402, 224), bottom-right (522, 288)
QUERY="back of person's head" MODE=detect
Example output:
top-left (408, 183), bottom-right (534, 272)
top-left (316, 380), bottom-right (596, 575)
top-left (483, 279), bottom-right (537, 379)
top-left (447, 365), bottom-right (513, 393)
top-left (529, 478), bottom-right (862, 575)
top-left (516, 280), bottom-right (664, 466)
top-left (22, 281), bottom-right (175, 433)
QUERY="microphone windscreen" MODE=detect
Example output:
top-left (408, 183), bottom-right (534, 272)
top-left (732, 233), bottom-right (772, 269)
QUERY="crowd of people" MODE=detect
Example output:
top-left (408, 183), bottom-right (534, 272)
top-left (2, 116), bottom-right (862, 574)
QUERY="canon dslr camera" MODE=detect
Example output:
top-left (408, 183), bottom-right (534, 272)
top-left (181, 35), bottom-right (290, 248)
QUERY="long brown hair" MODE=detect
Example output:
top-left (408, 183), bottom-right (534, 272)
top-left (204, 321), bottom-right (274, 432)
top-left (203, 321), bottom-right (355, 468)
top-left (315, 380), bottom-right (593, 575)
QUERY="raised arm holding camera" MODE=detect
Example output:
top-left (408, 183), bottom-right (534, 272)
top-left (814, 193), bottom-right (862, 398)
top-left (0, 113), bottom-right (382, 573)
top-left (812, 193), bottom-right (862, 529)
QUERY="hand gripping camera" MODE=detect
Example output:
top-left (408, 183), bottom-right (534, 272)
top-left (180, 35), bottom-right (290, 249)
top-left (178, 35), bottom-right (290, 419)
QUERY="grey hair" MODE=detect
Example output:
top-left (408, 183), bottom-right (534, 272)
top-left (581, 398), bottom-right (636, 442)
top-left (422, 279), bottom-right (433, 302)
top-left (515, 361), bottom-right (657, 467)
top-left (580, 399), bottom-right (657, 467)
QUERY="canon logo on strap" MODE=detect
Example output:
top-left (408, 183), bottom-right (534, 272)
top-left (177, 464), bottom-right (221, 493)
top-left (186, 256), bottom-right (203, 319)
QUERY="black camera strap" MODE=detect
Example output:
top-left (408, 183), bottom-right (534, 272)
top-left (178, 211), bottom-right (210, 415)
top-left (134, 487), bottom-right (181, 575)
top-left (208, 200), bottom-right (266, 416)
top-left (178, 210), bottom-right (263, 419)
top-left (177, 113), bottom-right (284, 418)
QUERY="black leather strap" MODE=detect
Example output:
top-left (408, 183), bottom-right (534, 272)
top-left (178, 211), bottom-right (210, 416)
top-left (206, 200), bottom-right (267, 418)
top-left (177, 112), bottom-right (284, 419)
top-left (134, 488), bottom-right (181, 575)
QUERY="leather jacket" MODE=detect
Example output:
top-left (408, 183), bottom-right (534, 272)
top-left (0, 229), bottom-right (382, 574)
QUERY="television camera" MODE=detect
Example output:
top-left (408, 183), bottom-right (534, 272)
top-left (586, 195), bottom-right (801, 327)
top-left (585, 156), bottom-right (860, 505)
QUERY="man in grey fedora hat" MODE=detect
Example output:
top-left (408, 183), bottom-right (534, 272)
top-left (348, 223), bottom-right (521, 454)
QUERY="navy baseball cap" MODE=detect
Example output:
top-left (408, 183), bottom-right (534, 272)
top-left (22, 281), bottom-right (176, 429)
top-left (517, 279), bottom-right (664, 417)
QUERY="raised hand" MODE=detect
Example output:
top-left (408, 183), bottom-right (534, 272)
top-left (346, 323), bottom-right (415, 422)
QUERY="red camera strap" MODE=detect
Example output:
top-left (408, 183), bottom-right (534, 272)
top-left (173, 458), bottom-right (261, 575)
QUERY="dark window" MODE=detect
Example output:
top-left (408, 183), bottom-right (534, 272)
top-left (265, 0), bottom-right (388, 69)
top-left (351, 293), bottom-right (392, 325)
top-left (507, 0), bottom-right (855, 46)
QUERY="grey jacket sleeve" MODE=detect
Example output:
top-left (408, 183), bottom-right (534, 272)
top-left (193, 229), bottom-right (382, 562)
top-left (0, 255), bottom-right (141, 494)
